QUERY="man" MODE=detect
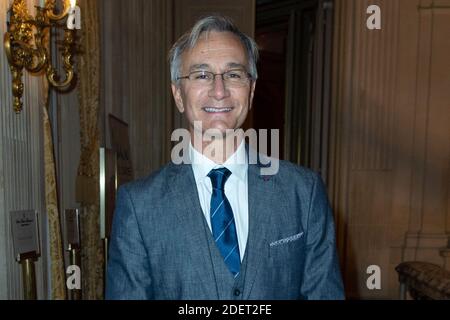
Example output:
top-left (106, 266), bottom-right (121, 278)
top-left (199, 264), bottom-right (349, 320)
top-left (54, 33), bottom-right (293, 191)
top-left (106, 15), bottom-right (344, 300)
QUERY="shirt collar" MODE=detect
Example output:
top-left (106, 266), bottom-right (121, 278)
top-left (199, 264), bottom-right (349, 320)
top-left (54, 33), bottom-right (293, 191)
top-left (189, 140), bottom-right (247, 182)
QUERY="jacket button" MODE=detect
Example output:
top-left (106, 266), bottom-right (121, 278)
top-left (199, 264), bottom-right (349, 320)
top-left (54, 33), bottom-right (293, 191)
top-left (234, 289), bottom-right (241, 296)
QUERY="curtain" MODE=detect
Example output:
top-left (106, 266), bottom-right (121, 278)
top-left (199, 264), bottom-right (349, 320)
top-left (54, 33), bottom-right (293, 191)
top-left (43, 94), bottom-right (67, 299)
top-left (41, 0), bottom-right (67, 299)
top-left (75, 0), bottom-right (103, 299)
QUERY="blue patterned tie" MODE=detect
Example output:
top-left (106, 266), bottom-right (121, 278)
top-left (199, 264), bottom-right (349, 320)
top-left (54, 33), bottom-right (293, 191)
top-left (208, 168), bottom-right (241, 277)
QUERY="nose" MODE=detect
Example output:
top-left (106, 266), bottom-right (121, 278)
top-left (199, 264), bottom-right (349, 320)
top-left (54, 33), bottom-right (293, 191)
top-left (208, 74), bottom-right (230, 100)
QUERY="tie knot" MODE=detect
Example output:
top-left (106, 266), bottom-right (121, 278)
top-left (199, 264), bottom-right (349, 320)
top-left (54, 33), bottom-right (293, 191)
top-left (208, 167), bottom-right (231, 190)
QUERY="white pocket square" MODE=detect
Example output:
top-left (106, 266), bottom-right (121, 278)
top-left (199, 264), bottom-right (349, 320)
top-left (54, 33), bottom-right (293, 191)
top-left (269, 232), bottom-right (304, 247)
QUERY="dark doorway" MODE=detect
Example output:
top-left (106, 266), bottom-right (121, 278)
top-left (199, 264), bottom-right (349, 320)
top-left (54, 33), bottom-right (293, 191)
top-left (253, 22), bottom-right (288, 159)
top-left (251, 0), bottom-right (333, 180)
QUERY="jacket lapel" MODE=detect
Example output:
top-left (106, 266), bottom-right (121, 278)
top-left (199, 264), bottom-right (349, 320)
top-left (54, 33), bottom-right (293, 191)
top-left (242, 160), bottom-right (281, 299)
top-left (166, 163), bottom-right (219, 299)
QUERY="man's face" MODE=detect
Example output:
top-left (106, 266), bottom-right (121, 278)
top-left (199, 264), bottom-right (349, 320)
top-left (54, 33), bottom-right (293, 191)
top-left (171, 31), bottom-right (256, 136)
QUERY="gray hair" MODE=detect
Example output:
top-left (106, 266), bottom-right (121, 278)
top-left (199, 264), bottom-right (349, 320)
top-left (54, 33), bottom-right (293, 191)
top-left (168, 15), bottom-right (259, 85)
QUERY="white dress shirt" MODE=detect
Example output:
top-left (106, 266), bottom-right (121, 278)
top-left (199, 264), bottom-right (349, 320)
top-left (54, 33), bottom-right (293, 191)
top-left (189, 141), bottom-right (248, 261)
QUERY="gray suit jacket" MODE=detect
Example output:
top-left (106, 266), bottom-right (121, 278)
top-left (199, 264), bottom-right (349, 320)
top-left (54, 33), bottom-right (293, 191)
top-left (106, 155), bottom-right (345, 300)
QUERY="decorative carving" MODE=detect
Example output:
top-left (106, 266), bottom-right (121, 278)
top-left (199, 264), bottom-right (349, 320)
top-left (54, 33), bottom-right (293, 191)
top-left (396, 261), bottom-right (450, 300)
top-left (3, 0), bottom-right (77, 113)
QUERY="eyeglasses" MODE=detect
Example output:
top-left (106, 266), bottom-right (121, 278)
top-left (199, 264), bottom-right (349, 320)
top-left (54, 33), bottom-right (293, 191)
top-left (177, 69), bottom-right (252, 87)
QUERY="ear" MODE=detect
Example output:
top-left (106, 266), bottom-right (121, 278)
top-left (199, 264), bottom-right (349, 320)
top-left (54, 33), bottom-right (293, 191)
top-left (171, 83), bottom-right (185, 113)
top-left (249, 81), bottom-right (256, 110)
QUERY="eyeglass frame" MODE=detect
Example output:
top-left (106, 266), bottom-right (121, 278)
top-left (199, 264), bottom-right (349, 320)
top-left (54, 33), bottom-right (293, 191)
top-left (176, 69), bottom-right (253, 87)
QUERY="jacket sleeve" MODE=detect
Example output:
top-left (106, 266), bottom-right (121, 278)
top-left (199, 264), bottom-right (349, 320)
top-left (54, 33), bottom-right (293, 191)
top-left (105, 185), bottom-right (153, 300)
top-left (301, 173), bottom-right (345, 300)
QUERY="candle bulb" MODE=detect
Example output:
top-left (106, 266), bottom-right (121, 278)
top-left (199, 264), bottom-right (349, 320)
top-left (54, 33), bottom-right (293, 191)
top-left (70, 0), bottom-right (76, 9)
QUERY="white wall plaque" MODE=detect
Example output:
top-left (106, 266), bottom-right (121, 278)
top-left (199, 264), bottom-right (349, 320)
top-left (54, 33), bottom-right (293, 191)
top-left (10, 211), bottom-right (40, 261)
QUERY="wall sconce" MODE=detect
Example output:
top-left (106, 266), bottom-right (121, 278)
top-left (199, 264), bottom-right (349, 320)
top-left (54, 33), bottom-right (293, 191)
top-left (3, 0), bottom-right (81, 113)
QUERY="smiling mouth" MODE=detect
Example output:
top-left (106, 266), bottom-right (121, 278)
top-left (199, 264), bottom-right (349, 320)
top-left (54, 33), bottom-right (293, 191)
top-left (202, 107), bottom-right (233, 113)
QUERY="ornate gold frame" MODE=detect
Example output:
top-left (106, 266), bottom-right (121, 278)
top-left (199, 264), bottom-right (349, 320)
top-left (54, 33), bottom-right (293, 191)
top-left (3, 0), bottom-right (78, 113)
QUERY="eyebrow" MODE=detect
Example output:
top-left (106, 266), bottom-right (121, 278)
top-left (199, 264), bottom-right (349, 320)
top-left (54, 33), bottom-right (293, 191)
top-left (189, 64), bottom-right (210, 72)
top-left (188, 62), bottom-right (247, 72)
top-left (226, 62), bottom-right (247, 70)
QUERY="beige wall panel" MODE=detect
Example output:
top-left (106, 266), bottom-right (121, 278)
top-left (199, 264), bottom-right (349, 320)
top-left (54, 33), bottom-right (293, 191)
top-left (331, 0), bottom-right (450, 299)
top-left (101, 0), bottom-right (175, 178)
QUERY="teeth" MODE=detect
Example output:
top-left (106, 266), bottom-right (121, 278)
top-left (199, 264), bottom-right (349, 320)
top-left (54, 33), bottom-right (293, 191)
top-left (204, 107), bottom-right (232, 113)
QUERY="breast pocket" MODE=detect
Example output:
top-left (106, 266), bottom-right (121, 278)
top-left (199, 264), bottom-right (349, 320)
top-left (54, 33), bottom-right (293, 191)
top-left (268, 231), bottom-right (305, 273)
top-left (265, 234), bottom-right (306, 296)
top-left (269, 233), bottom-right (305, 265)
